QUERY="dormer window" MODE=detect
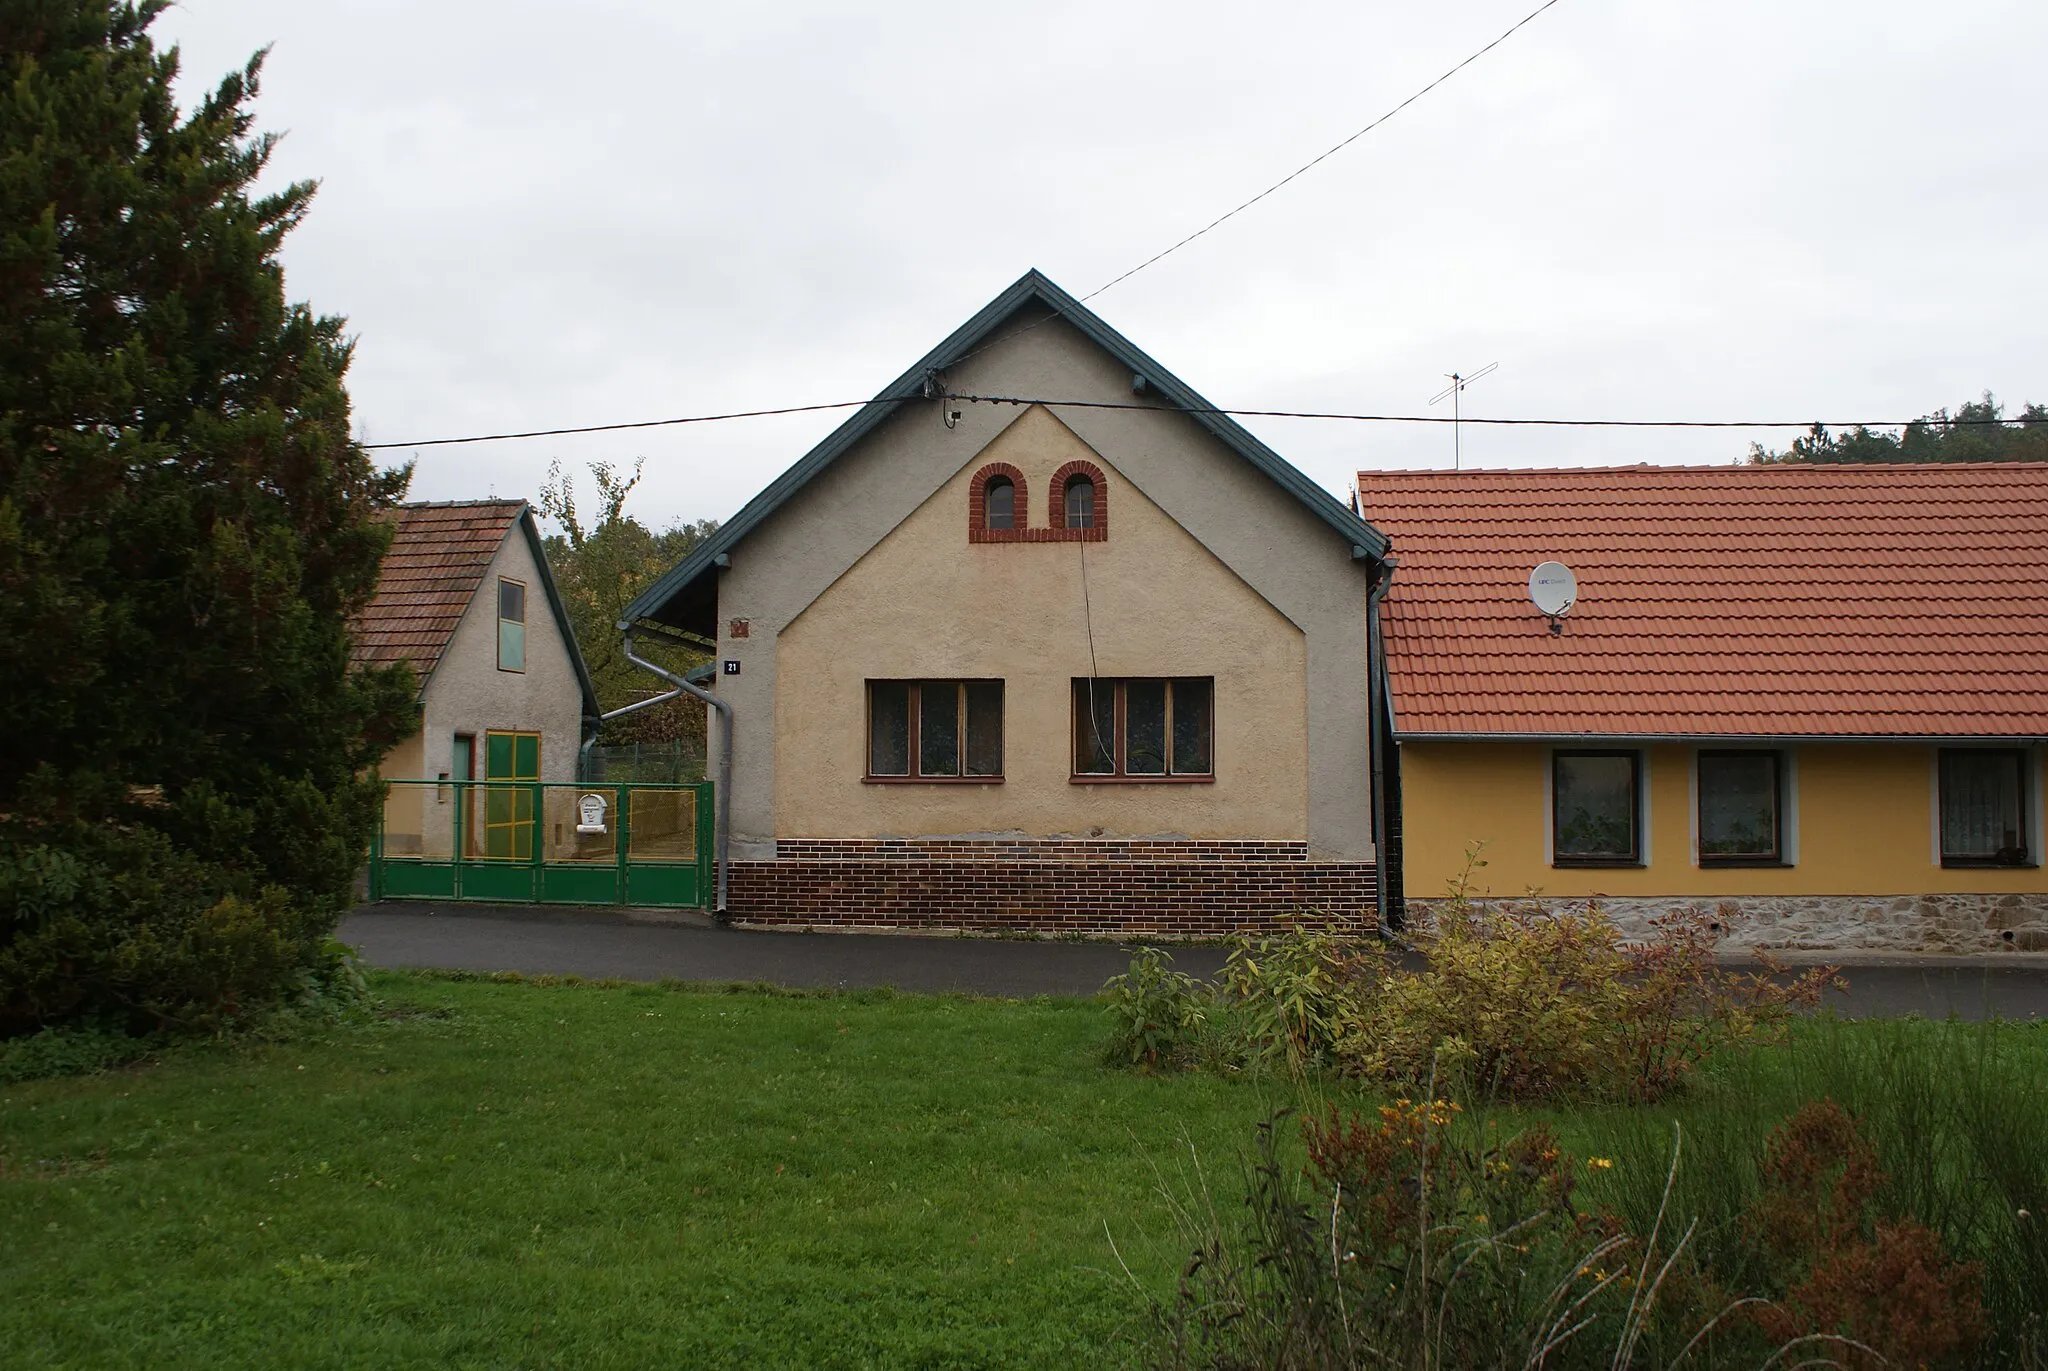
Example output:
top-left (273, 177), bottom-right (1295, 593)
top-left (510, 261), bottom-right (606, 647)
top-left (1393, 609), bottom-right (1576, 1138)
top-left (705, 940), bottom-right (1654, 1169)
top-left (985, 475), bottom-right (1016, 530)
top-left (1063, 476), bottom-right (1095, 529)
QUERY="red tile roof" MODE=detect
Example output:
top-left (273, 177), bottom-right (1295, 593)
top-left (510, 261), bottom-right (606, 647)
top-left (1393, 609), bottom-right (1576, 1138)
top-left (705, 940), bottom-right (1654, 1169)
top-left (350, 500), bottom-right (525, 686)
top-left (1355, 463), bottom-right (2048, 739)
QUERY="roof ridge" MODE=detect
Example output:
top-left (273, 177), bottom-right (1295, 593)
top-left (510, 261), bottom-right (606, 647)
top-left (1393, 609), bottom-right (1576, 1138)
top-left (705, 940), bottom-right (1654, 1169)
top-left (1357, 461), bottom-right (2048, 478)
top-left (398, 497), bottom-right (531, 510)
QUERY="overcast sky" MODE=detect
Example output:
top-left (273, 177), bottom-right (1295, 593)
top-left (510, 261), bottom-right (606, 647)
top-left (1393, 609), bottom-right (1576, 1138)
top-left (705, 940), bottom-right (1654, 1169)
top-left (153, 0), bottom-right (2047, 531)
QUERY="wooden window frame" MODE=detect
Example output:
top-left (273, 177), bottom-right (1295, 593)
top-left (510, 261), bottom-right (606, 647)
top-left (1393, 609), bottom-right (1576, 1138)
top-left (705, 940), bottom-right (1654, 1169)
top-left (1696, 749), bottom-right (1786, 867)
top-left (1937, 747), bottom-right (2034, 868)
top-left (1551, 749), bottom-right (1643, 867)
top-left (1070, 677), bottom-right (1215, 784)
top-left (863, 679), bottom-right (1005, 784)
top-left (496, 576), bottom-right (527, 673)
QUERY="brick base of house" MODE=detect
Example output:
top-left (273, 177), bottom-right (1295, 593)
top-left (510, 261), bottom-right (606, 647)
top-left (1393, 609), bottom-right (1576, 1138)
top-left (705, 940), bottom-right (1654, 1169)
top-left (728, 838), bottom-right (1377, 938)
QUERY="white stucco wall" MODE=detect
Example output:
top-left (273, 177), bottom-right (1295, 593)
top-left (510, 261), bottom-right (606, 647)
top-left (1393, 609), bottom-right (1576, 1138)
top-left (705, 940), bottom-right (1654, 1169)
top-left (402, 524), bottom-right (585, 787)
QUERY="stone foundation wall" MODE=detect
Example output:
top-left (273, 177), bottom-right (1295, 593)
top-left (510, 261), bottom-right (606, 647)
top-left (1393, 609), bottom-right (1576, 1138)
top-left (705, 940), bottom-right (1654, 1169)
top-left (1403, 892), bottom-right (2048, 954)
top-left (730, 838), bottom-right (1376, 938)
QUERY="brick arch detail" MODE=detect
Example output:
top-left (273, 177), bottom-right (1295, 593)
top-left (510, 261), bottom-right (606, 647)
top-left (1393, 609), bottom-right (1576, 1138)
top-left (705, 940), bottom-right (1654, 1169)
top-left (968, 462), bottom-right (1029, 543)
top-left (1047, 459), bottom-right (1109, 540)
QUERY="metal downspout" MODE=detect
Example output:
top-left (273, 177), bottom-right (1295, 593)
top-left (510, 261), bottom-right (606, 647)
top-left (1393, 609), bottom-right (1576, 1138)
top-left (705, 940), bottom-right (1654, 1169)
top-left (1366, 558), bottom-right (1399, 934)
top-left (620, 627), bottom-right (732, 913)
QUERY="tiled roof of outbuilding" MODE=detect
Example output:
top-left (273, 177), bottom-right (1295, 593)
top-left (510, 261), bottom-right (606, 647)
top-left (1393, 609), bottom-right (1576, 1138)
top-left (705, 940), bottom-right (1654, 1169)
top-left (350, 500), bottom-right (526, 683)
top-left (1355, 463), bottom-right (2048, 739)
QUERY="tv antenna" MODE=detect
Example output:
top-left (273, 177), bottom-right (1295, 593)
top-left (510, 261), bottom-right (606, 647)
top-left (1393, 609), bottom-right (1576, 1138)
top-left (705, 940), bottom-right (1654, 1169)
top-left (1528, 560), bottom-right (1577, 635)
top-left (1428, 362), bottom-right (1498, 470)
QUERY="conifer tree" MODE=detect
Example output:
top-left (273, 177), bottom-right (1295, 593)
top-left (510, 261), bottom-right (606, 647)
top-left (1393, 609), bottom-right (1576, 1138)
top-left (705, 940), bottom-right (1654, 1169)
top-left (0, 1), bottom-right (416, 1032)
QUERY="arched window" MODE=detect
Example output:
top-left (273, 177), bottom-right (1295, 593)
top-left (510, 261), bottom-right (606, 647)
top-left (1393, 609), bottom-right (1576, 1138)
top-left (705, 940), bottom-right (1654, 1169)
top-left (1063, 476), bottom-right (1095, 530)
top-left (968, 462), bottom-right (1028, 542)
top-left (1047, 460), bottom-right (1108, 539)
top-left (985, 475), bottom-right (1015, 530)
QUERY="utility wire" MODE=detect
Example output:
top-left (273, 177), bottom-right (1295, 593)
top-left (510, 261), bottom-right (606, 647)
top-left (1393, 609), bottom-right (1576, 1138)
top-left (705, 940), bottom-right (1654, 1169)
top-left (939, 0), bottom-right (1569, 372)
top-left (360, 394), bottom-right (2040, 451)
top-left (948, 393), bottom-right (2037, 431)
top-left (359, 398), bottom-right (880, 450)
top-left (1083, 0), bottom-right (1567, 302)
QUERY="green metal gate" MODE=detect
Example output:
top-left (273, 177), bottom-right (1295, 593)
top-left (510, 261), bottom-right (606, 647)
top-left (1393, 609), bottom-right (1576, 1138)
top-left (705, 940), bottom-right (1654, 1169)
top-left (369, 779), bottom-right (715, 908)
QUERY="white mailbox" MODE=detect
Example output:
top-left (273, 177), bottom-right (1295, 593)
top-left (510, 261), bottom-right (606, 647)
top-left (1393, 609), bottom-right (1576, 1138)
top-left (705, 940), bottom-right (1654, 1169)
top-left (575, 792), bottom-right (609, 834)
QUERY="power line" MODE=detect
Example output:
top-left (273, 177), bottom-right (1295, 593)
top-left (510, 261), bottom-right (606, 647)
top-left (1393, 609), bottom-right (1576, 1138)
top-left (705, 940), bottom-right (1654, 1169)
top-left (1083, 0), bottom-right (1568, 302)
top-left (944, 393), bottom-right (2037, 432)
top-left (359, 398), bottom-right (879, 450)
top-left (359, 392), bottom-right (2036, 452)
top-left (942, 0), bottom-right (1570, 372)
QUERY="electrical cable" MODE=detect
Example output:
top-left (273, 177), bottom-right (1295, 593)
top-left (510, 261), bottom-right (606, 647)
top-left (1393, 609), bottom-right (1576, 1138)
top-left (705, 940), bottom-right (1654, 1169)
top-left (1083, 0), bottom-right (1567, 302)
top-left (361, 393), bottom-right (2040, 451)
top-left (937, 0), bottom-right (1570, 372)
top-left (947, 393), bottom-right (2036, 431)
top-left (359, 398), bottom-right (882, 450)
top-left (1077, 533), bottom-right (1109, 774)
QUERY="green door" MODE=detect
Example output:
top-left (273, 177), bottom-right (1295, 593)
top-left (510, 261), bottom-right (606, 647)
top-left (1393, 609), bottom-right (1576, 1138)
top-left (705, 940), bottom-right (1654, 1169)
top-left (482, 731), bottom-right (540, 860)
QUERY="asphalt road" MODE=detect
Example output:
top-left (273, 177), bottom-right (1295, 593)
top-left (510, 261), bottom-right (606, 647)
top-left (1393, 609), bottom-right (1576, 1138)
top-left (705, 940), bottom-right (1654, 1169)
top-left (339, 904), bottom-right (2048, 1019)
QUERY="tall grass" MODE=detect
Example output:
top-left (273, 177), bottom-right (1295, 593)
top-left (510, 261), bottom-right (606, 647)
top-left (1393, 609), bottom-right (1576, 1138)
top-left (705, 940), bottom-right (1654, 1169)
top-left (1592, 1015), bottom-right (2048, 1363)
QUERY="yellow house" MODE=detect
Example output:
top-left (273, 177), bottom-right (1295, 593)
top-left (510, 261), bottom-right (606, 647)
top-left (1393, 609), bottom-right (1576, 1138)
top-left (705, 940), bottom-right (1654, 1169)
top-left (619, 271), bottom-right (1396, 935)
top-left (1357, 464), bottom-right (2048, 953)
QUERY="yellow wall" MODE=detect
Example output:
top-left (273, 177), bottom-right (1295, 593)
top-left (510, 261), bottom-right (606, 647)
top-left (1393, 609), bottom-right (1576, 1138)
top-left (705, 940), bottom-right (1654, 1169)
top-left (772, 406), bottom-right (1310, 840)
top-left (378, 731), bottom-right (428, 855)
top-left (1400, 740), bottom-right (2048, 899)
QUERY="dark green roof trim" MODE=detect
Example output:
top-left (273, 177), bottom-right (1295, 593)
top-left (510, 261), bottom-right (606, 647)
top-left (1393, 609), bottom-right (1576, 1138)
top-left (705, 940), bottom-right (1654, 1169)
top-left (620, 269), bottom-right (1390, 629)
top-left (515, 507), bottom-right (603, 721)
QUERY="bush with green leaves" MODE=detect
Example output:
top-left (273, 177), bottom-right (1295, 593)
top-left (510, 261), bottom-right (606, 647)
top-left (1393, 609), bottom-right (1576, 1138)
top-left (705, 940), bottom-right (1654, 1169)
top-left (1102, 947), bottom-right (1207, 1068)
top-left (1101, 876), bottom-right (1832, 1101)
top-left (1348, 898), bottom-right (1832, 1102)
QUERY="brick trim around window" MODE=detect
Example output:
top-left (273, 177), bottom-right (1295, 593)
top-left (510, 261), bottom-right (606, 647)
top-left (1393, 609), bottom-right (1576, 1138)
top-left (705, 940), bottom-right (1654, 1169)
top-left (1047, 459), bottom-right (1108, 540)
top-left (967, 462), bottom-right (1029, 543)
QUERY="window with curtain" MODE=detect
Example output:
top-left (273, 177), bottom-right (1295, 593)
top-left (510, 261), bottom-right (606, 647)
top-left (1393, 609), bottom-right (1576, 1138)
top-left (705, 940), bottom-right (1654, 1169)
top-left (866, 680), bottom-right (1004, 780)
top-left (1698, 751), bottom-right (1783, 864)
top-left (1939, 749), bottom-right (2030, 866)
top-left (1552, 751), bottom-right (1641, 865)
top-left (1071, 677), bottom-right (1213, 779)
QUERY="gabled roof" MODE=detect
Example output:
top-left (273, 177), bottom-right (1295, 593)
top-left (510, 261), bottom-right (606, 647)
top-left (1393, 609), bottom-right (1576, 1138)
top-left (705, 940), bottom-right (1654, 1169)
top-left (622, 269), bottom-right (1389, 632)
top-left (351, 499), bottom-right (600, 718)
top-left (1357, 462), bottom-right (2048, 739)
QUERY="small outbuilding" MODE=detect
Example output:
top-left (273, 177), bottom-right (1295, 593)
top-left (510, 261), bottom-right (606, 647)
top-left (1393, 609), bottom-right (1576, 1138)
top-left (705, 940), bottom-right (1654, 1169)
top-left (352, 499), bottom-right (598, 857)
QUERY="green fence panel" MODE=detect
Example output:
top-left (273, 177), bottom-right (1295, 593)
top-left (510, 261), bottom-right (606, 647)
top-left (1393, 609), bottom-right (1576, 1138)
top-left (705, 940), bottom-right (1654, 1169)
top-left (370, 779), bottom-right (712, 911)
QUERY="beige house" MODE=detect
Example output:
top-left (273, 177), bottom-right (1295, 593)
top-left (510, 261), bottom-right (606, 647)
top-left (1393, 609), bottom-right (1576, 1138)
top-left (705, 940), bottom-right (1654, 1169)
top-left (353, 500), bottom-right (599, 855)
top-left (621, 270), bottom-right (1397, 934)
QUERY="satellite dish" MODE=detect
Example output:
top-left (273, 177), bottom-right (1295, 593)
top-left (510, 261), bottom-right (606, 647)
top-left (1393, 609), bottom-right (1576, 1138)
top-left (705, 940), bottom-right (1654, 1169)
top-left (1529, 561), bottom-right (1578, 621)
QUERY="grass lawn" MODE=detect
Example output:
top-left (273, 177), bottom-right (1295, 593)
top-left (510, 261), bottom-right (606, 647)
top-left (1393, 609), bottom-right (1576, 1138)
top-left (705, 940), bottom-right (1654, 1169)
top-left (4, 973), bottom-right (2045, 1370)
top-left (0, 973), bottom-right (1325, 1371)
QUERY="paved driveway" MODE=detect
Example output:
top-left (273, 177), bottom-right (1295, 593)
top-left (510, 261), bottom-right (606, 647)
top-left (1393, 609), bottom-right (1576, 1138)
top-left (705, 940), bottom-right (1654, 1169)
top-left (339, 904), bottom-right (2048, 1019)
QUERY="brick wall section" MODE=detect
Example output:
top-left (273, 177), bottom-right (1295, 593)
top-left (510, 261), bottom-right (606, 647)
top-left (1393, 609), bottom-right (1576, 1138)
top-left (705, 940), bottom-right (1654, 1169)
top-left (729, 839), bottom-right (1376, 937)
